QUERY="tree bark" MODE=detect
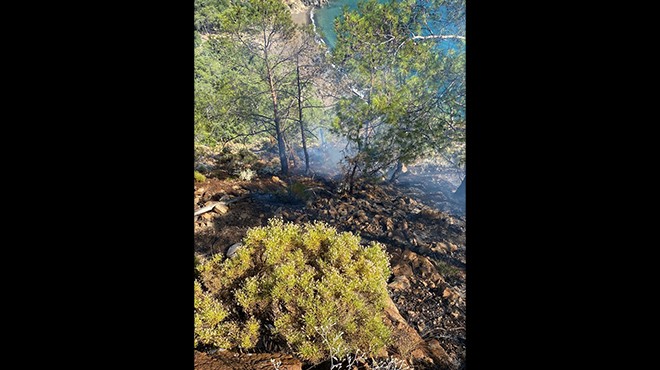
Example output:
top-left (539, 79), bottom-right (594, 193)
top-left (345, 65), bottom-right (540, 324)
top-left (296, 55), bottom-right (310, 174)
top-left (265, 45), bottom-right (288, 176)
top-left (389, 160), bottom-right (404, 183)
top-left (275, 119), bottom-right (289, 175)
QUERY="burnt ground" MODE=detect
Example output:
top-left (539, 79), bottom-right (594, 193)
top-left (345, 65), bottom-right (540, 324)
top-left (194, 153), bottom-right (466, 370)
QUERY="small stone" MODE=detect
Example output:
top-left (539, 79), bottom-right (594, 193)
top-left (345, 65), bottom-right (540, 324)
top-left (388, 275), bottom-right (411, 291)
top-left (392, 263), bottom-right (414, 277)
top-left (226, 242), bottom-right (243, 258)
top-left (383, 217), bottom-right (394, 231)
top-left (271, 176), bottom-right (286, 186)
top-left (213, 204), bottom-right (229, 214)
top-left (402, 249), bottom-right (418, 262)
top-left (426, 339), bottom-right (451, 366)
top-left (432, 242), bottom-right (449, 254)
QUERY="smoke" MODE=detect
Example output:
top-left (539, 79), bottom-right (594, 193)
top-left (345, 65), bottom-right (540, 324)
top-left (294, 129), bottom-right (466, 217)
top-left (302, 132), bottom-right (352, 179)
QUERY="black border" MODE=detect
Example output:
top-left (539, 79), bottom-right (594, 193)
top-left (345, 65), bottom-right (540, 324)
top-left (62, 0), bottom-right (570, 368)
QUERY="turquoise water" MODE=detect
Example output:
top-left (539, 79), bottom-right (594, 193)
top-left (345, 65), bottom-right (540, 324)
top-left (313, 0), bottom-right (462, 52)
top-left (312, 0), bottom-right (362, 49)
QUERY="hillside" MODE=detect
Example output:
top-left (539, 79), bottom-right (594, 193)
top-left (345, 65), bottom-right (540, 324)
top-left (194, 148), bottom-right (466, 369)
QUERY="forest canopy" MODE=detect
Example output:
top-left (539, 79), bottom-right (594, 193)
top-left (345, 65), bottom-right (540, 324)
top-left (194, 0), bottom-right (465, 188)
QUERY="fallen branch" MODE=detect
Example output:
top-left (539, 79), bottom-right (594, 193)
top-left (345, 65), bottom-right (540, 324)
top-left (193, 195), bottom-right (249, 217)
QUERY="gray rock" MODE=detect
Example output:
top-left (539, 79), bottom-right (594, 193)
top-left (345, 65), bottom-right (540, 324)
top-left (226, 242), bottom-right (243, 258)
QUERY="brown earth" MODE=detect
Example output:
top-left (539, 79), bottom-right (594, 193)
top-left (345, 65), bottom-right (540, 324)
top-left (194, 150), bottom-right (465, 369)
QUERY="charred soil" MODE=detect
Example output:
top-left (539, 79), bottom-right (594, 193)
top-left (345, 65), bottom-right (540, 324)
top-left (194, 156), bottom-right (465, 370)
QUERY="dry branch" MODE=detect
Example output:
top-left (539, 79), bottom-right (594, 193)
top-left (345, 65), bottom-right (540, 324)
top-left (193, 195), bottom-right (249, 217)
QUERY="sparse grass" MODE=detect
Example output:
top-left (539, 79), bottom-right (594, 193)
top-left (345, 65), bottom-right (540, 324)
top-left (434, 259), bottom-right (461, 279)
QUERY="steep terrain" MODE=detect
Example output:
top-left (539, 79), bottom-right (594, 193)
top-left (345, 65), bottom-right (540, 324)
top-left (194, 151), bottom-right (466, 369)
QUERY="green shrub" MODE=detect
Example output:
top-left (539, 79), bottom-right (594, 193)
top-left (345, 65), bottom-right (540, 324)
top-left (194, 218), bottom-right (392, 363)
top-left (288, 181), bottom-right (310, 202)
top-left (194, 171), bottom-right (206, 182)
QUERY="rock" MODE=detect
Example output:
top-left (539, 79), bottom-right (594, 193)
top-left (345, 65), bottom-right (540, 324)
top-left (388, 275), bottom-right (411, 291)
top-left (226, 242), bottom-right (243, 258)
top-left (401, 249), bottom-right (418, 262)
top-left (383, 217), bottom-right (394, 231)
top-left (432, 242), bottom-right (449, 254)
top-left (392, 262), bottom-right (414, 277)
top-left (415, 257), bottom-right (436, 278)
top-left (442, 287), bottom-right (459, 302)
top-left (214, 204), bottom-right (229, 214)
top-left (201, 213), bottom-right (214, 220)
top-left (271, 176), bottom-right (287, 187)
top-left (430, 272), bottom-right (445, 286)
top-left (425, 339), bottom-right (451, 367)
top-left (383, 296), bottom-right (428, 361)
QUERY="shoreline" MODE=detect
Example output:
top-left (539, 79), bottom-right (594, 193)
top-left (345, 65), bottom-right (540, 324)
top-left (291, 5), bottom-right (313, 26)
top-left (292, 5), bottom-right (328, 48)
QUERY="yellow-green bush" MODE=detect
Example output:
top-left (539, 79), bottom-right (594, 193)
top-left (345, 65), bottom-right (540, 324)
top-left (194, 218), bottom-right (392, 363)
top-left (194, 171), bottom-right (206, 182)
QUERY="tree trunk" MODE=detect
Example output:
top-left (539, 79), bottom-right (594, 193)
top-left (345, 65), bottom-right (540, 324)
top-left (296, 55), bottom-right (310, 174)
top-left (275, 119), bottom-right (289, 176)
top-left (347, 159), bottom-right (359, 194)
top-left (389, 161), bottom-right (403, 183)
top-left (284, 134), bottom-right (296, 169)
top-left (266, 47), bottom-right (288, 176)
